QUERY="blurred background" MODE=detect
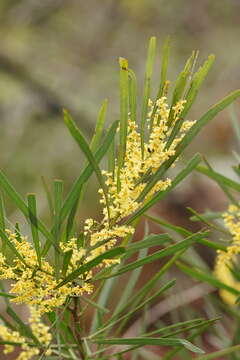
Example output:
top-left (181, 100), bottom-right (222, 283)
top-left (0, 0), bottom-right (239, 212)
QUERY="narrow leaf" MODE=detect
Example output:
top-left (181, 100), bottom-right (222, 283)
top-left (94, 337), bottom-right (204, 354)
top-left (128, 153), bottom-right (201, 224)
top-left (53, 179), bottom-right (64, 276)
top-left (196, 344), bottom-right (240, 360)
top-left (63, 110), bottom-right (111, 221)
top-left (90, 99), bottom-right (108, 152)
top-left (117, 57), bottom-right (129, 190)
top-left (157, 36), bottom-right (171, 99)
top-left (145, 213), bottom-right (190, 236)
top-left (0, 228), bottom-right (26, 265)
top-left (126, 233), bottom-right (171, 254)
top-left (56, 247), bottom-right (125, 288)
top-left (0, 170), bottom-right (56, 251)
top-left (0, 292), bottom-right (15, 298)
top-left (0, 193), bottom-right (6, 254)
top-left (59, 120), bottom-right (118, 225)
top-left (79, 296), bottom-right (109, 314)
top-left (128, 69), bottom-right (137, 123)
top-left (177, 262), bottom-right (240, 296)
top-left (41, 176), bottom-right (54, 217)
top-left (100, 232), bottom-right (208, 278)
top-left (166, 54), bottom-right (215, 149)
top-left (27, 194), bottom-right (41, 267)
top-left (197, 165), bottom-right (240, 192)
top-left (141, 36), bottom-right (157, 157)
top-left (168, 51), bottom-right (196, 125)
top-left (7, 307), bottom-right (38, 343)
top-left (113, 247), bottom-right (148, 318)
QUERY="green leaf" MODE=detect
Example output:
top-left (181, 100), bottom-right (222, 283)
top-left (59, 120), bottom-right (118, 224)
top-left (0, 340), bottom-right (22, 346)
top-left (128, 69), bottom-right (137, 123)
top-left (0, 193), bottom-right (6, 254)
top-left (41, 176), bottom-right (54, 217)
top-left (202, 157), bottom-right (238, 205)
top-left (53, 179), bottom-right (64, 276)
top-left (168, 51), bottom-right (196, 125)
top-left (0, 170), bottom-right (56, 251)
top-left (56, 247), bottom-right (125, 288)
top-left (62, 250), bottom-right (73, 276)
top-left (112, 247), bottom-right (148, 319)
top-left (108, 319), bottom-right (208, 359)
top-left (157, 36), bottom-right (170, 99)
top-left (99, 231), bottom-right (208, 279)
top-left (177, 261), bottom-right (240, 296)
top-left (0, 313), bottom-right (17, 331)
top-left (79, 295), bottom-right (109, 314)
top-left (141, 36), bottom-right (157, 157)
top-left (197, 165), bottom-right (240, 192)
top-left (0, 228), bottom-right (26, 265)
top-left (149, 36), bottom-right (171, 132)
top-left (175, 89), bottom-right (240, 155)
top-left (231, 105), bottom-right (240, 143)
top-left (126, 233), bottom-right (171, 255)
top-left (108, 139), bottom-right (115, 176)
top-left (64, 199), bottom-right (78, 243)
top-left (62, 250), bottom-right (73, 277)
top-left (102, 249), bottom-right (189, 336)
top-left (64, 110), bottom-right (111, 221)
top-left (190, 211), bottom-right (222, 222)
top-left (187, 206), bottom-right (229, 237)
top-left (27, 193), bottom-right (41, 267)
top-left (117, 57), bottom-right (129, 190)
top-left (113, 280), bottom-right (176, 336)
top-left (147, 318), bottom-right (214, 339)
top-left (64, 102), bottom-right (107, 242)
top-left (90, 99), bottom-right (108, 152)
top-left (145, 213), bottom-right (190, 236)
top-left (196, 345), bottom-right (240, 360)
top-left (166, 54), bottom-right (215, 149)
top-left (90, 276), bottom-right (117, 334)
top-left (128, 153), bottom-right (201, 223)
top-left (161, 318), bottom-right (216, 360)
top-left (7, 306), bottom-right (39, 343)
top-left (94, 337), bottom-right (204, 354)
top-left (0, 292), bottom-right (15, 298)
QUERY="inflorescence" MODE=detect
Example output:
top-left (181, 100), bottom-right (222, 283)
top-left (0, 96), bottom-right (196, 358)
top-left (214, 204), bottom-right (240, 305)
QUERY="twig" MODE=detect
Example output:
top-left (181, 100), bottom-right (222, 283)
top-left (69, 297), bottom-right (86, 359)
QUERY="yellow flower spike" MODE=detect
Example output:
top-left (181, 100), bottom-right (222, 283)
top-left (0, 97), bottom-right (195, 313)
top-left (85, 97), bottom-right (196, 264)
top-left (0, 305), bottom-right (52, 360)
top-left (214, 204), bottom-right (240, 305)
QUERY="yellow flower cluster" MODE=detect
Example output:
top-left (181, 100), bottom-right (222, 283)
top-left (0, 96), bottom-right (194, 314)
top-left (0, 306), bottom-right (52, 360)
top-left (84, 97), bottom-right (195, 263)
top-left (0, 230), bottom-right (93, 313)
top-left (214, 204), bottom-right (240, 305)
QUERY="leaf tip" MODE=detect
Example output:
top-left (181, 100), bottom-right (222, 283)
top-left (119, 57), bottom-right (128, 70)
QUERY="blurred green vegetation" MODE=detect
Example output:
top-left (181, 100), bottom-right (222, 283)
top-left (0, 0), bottom-right (239, 220)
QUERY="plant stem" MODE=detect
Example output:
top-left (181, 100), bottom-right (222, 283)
top-left (70, 297), bottom-right (86, 359)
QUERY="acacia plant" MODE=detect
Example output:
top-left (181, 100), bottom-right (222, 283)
top-left (0, 37), bottom-right (239, 359)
